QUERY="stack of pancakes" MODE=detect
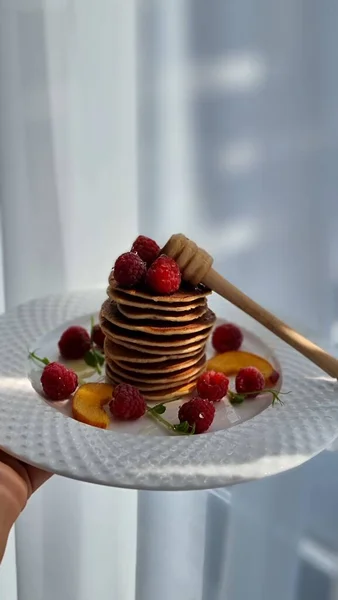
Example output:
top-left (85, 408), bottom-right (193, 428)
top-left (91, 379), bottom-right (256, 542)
top-left (100, 277), bottom-right (216, 401)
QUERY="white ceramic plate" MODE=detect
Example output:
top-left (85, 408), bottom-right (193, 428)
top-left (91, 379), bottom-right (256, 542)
top-left (0, 290), bottom-right (337, 490)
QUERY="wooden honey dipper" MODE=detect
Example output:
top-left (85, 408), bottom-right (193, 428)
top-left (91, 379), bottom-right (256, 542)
top-left (162, 233), bottom-right (338, 379)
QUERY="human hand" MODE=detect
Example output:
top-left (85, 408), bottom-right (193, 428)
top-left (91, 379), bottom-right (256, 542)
top-left (0, 449), bottom-right (51, 505)
top-left (0, 450), bottom-right (51, 561)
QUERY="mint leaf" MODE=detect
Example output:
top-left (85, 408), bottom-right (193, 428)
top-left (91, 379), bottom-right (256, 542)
top-left (173, 421), bottom-right (196, 435)
top-left (93, 348), bottom-right (105, 366)
top-left (147, 407), bottom-right (196, 435)
top-left (152, 404), bottom-right (166, 415)
top-left (228, 388), bottom-right (289, 406)
top-left (84, 350), bottom-right (98, 369)
top-left (174, 421), bottom-right (191, 433)
top-left (267, 389), bottom-right (289, 406)
top-left (229, 392), bottom-right (245, 404)
top-left (28, 351), bottom-right (50, 366)
top-left (84, 350), bottom-right (102, 374)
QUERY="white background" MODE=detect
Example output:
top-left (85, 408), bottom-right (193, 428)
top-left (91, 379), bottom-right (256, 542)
top-left (1, 1), bottom-right (338, 599)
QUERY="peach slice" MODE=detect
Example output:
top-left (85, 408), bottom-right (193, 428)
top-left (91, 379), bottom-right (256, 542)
top-left (72, 383), bottom-right (113, 429)
top-left (206, 351), bottom-right (279, 385)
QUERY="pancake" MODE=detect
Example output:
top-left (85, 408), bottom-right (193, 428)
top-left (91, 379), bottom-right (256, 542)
top-left (113, 350), bottom-right (204, 374)
top-left (117, 302), bottom-right (207, 322)
top-left (104, 339), bottom-right (204, 363)
top-left (140, 382), bottom-right (195, 401)
top-left (108, 286), bottom-right (207, 312)
top-left (100, 316), bottom-right (211, 349)
top-left (106, 370), bottom-right (205, 392)
top-left (105, 372), bottom-right (196, 401)
top-left (106, 355), bottom-right (206, 383)
top-left (108, 277), bottom-right (211, 304)
top-left (105, 363), bottom-right (205, 392)
top-left (101, 299), bottom-right (216, 336)
top-left (103, 259), bottom-right (214, 400)
top-left (104, 335), bottom-right (207, 356)
top-left (106, 363), bottom-right (205, 387)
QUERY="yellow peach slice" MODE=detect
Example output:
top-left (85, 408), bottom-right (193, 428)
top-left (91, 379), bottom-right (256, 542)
top-left (207, 351), bottom-right (279, 385)
top-left (72, 383), bottom-right (113, 429)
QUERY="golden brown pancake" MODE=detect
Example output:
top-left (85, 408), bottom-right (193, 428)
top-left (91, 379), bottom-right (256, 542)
top-left (100, 316), bottom-right (211, 349)
top-left (105, 363), bottom-right (205, 391)
top-left (108, 276), bottom-right (211, 304)
top-left (106, 355), bottom-right (206, 384)
top-left (117, 302), bottom-right (207, 322)
top-left (108, 286), bottom-right (207, 312)
top-left (103, 256), bottom-right (214, 402)
top-left (105, 371), bottom-right (196, 401)
top-left (104, 335), bottom-right (207, 356)
top-left (142, 381), bottom-right (196, 401)
top-left (140, 383), bottom-right (195, 401)
top-left (104, 338), bottom-right (204, 363)
top-left (113, 351), bottom-right (204, 374)
top-left (101, 299), bottom-right (216, 336)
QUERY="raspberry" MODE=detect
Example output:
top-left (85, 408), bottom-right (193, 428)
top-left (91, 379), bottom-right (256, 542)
top-left (41, 362), bottom-right (78, 401)
top-left (131, 235), bottom-right (160, 266)
top-left (197, 370), bottom-right (229, 402)
top-left (58, 326), bottom-right (91, 360)
top-left (178, 397), bottom-right (215, 434)
top-left (146, 255), bottom-right (181, 295)
top-left (235, 366), bottom-right (265, 398)
top-left (114, 252), bottom-right (147, 288)
top-left (269, 370), bottom-right (280, 385)
top-left (212, 323), bottom-right (243, 353)
top-left (109, 383), bottom-right (146, 420)
top-left (91, 324), bottom-right (105, 349)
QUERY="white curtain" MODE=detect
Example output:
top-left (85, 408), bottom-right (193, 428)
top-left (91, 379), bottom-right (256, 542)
top-left (0, 2), bottom-right (138, 600)
top-left (1, 1), bottom-right (338, 599)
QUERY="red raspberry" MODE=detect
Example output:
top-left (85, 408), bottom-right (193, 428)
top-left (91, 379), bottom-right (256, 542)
top-left (197, 370), bottom-right (229, 402)
top-left (41, 362), bottom-right (78, 401)
top-left (146, 255), bottom-right (181, 295)
top-left (269, 370), bottom-right (280, 385)
top-left (178, 397), bottom-right (215, 434)
top-left (235, 366), bottom-right (265, 398)
top-left (131, 235), bottom-right (160, 266)
top-left (58, 326), bottom-right (91, 360)
top-left (91, 324), bottom-right (105, 349)
top-left (114, 252), bottom-right (147, 288)
top-left (212, 323), bottom-right (243, 353)
top-left (109, 383), bottom-right (146, 420)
